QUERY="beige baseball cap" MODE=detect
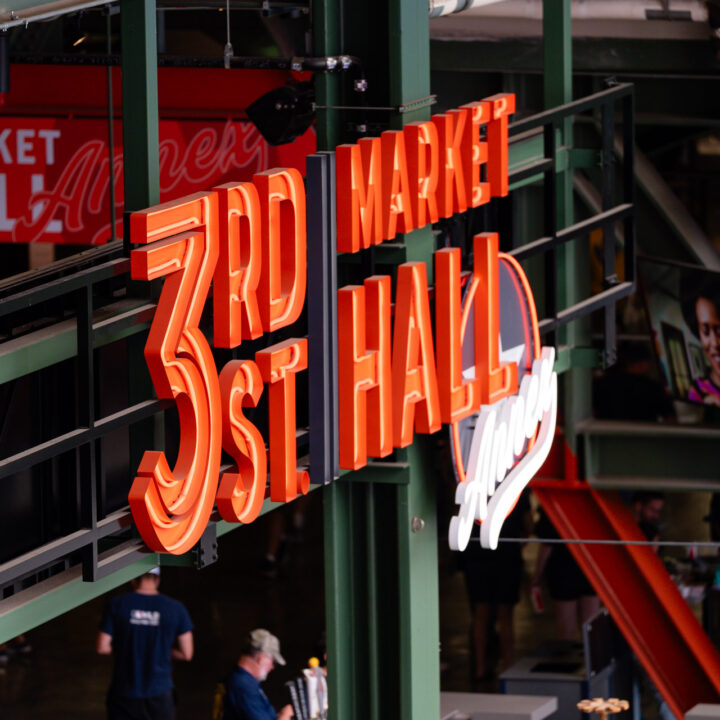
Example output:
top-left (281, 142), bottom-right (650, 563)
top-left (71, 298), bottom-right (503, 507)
top-left (249, 628), bottom-right (286, 665)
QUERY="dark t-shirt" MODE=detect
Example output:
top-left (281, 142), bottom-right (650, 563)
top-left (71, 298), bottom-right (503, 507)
top-left (100, 591), bottom-right (193, 699)
top-left (223, 666), bottom-right (276, 720)
top-left (461, 491), bottom-right (531, 605)
top-left (535, 510), bottom-right (595, 600)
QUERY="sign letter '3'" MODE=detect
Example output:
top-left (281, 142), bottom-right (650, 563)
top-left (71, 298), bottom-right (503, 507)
top-left (128, 192), bottom-right (222, 555)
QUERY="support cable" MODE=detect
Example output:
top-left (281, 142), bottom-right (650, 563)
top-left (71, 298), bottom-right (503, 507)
top-left (223, 0), bottom-right (232, 69)
top-left (487, 537), bottom-right (720, 548)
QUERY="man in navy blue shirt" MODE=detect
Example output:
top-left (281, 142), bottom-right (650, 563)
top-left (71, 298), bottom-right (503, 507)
top-left (97, 567), bottom-right (193, 720)
top-left (224, 629), bottom-right (293, 720)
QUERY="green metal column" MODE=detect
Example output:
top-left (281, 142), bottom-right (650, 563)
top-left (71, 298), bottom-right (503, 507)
top-left (321, 1), bottom-right (440, 718)
top-left (396, 442), bottom-right (440, 720)
top-left (121, 0), bottom-right (160, 211)
top-left (120, 0), bottom-right (161, 490)
top-left (323, 480), bottom-right (357, 720)
top-left (388, 0), bottom-right (435, 270)
top-left (312, 0), bottom-right (341, 151)
top-left (543, 0), bottom-right (590, 451)
top-left (388, 3), bottom-right (439, 717)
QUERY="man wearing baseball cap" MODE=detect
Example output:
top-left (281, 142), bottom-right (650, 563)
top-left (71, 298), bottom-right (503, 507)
top-left (223, 628), bottom-right (293, 720)
top-left (97, 568), bottom-right (194, 720)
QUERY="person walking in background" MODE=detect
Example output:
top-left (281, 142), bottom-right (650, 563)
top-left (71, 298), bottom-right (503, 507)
top-left (633, 491), bottom-right (665, 546)
top-left (96, 567), bottom-right (193, 720)
top-left (532, 508), bottom-right (600, 640)
top-left (223, 628), bottom-right (294, 720)
top-left (461, 491), bottom-right (533, 682)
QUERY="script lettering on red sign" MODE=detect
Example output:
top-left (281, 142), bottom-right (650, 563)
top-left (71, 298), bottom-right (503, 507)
top-left (0, 118), bottom-right (314, 245)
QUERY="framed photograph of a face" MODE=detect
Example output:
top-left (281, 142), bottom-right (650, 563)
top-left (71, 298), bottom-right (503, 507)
top-left (641, 258), bottom-right (720, 407)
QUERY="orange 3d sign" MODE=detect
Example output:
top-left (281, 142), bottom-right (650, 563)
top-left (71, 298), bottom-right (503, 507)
top-left (129, 172), bottom-right (309, 555)
top-left (129, 91), bottom-right (556, 555)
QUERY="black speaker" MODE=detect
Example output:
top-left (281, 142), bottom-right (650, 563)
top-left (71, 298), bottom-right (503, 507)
top-left (246, 82), bottom-right (315, 146)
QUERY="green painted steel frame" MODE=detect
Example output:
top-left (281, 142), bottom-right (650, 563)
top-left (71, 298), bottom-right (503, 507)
top-left (120, 0), bottom-right (160, 212)
top-left (0, 489), bottom-right (321, 645)
top-left (543, 0), bottom-right (591, 454)
top-left (580, 420), bottom-right (720, 490)
top-left (319, 1), bottom-right (439, 718)
top-left (0, 2), bottom-right (631, 708)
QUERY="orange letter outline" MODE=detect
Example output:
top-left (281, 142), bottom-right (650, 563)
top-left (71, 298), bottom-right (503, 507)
top-left (460, 101), bottom-right (491, 209)
top-left (128, 192), bottom-right (222, 555)
top-left (216, 359), bottom-right (267, 524)
top-left (213, 182), bottom-right (263, 348)
top-left (485, 93), bottom-right (516, 198)
top-left (338, 276), bottom-right (393, 470)
top-left (336, 138), bottom-right (383, 253)
top-left (381, 130), bottom-right (414, 239)
top-left (256, 338), bottom-right (310, 503)
top-left (392, 262), bottom-right (441, 447)
top-left (473, 232), bottom-right (518, 404)
top-left (255, 168), bottom-right (307, 332)
top-left (405, 121), bottom-right (439, 230)
top-left (433, 110), bottom-right (469, 218)
top-left (435, 248), bottom-right (481, 424)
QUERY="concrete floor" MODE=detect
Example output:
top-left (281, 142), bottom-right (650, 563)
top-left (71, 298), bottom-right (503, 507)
top-left (0, 489), bottom-right (713, 719)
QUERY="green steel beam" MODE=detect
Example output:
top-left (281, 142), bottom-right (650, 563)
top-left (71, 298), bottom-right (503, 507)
top-left (554, 346), bottom-right (600, 374)
top-left (431, 38), bottom-right (720, 77)
top-left (390, 0), bottom-right (435, 279)
top-left (312, 0), bottom-right (341, 150)
top-left (0, 491), bottom-right (320, 645)
top-left (387, 2), bottom-right (440, 718)
top-left (121, 0), bottom-right (162, 508)
top-left (365, 483), bottom-right (381, 720)
top-left (121, 0), bottom-right (160, 211)
top-left (0, 301), bottom-right (153, 385)
top-left (508, 134), bottom-right (571, 191)
top-left (396, 441), bottom-right (440, 720)
top-left (543, 0), bottom-right (572, 112)
top-left (323, 481), bottom-right (361, 720)
top-left (0, 550), bottom-right (158, 645)
top-left (580, 420), bottom-right (720, 489)
top-left (543, 0), bottom-right (592, 455)
top-left (337, 463), bottom-right (410, 484)
top-left (321, 2), bottom-right (440, 718)
top-left (388, 0), bottom-right (430, 127)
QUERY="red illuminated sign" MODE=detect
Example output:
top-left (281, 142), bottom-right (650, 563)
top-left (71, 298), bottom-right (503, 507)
top-left (0, 118), bottom-right (314, 245)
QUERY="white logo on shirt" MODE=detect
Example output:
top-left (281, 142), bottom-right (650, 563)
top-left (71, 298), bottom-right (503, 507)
top-left (130, 610), bottom-right (160, 626)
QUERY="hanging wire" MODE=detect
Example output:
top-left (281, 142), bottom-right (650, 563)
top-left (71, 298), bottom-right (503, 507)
top-left (486, 537), bottom-right (720, 548)
top-left (223, 0), bottom-right (233, 69)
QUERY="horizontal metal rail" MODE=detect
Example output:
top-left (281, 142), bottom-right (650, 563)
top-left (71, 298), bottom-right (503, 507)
top-left (506, 82), bottom-right (635, 364)
top-left (0, 398), bottom-right (167, 481)
top-left (0, 509), bottom-right (133, 589)
top-left (509, 82), bottom-right (634, 135)
top-left (509, 204), bottom-right (633, 262)
top-left (0, 256), bottom-right (129, 318)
